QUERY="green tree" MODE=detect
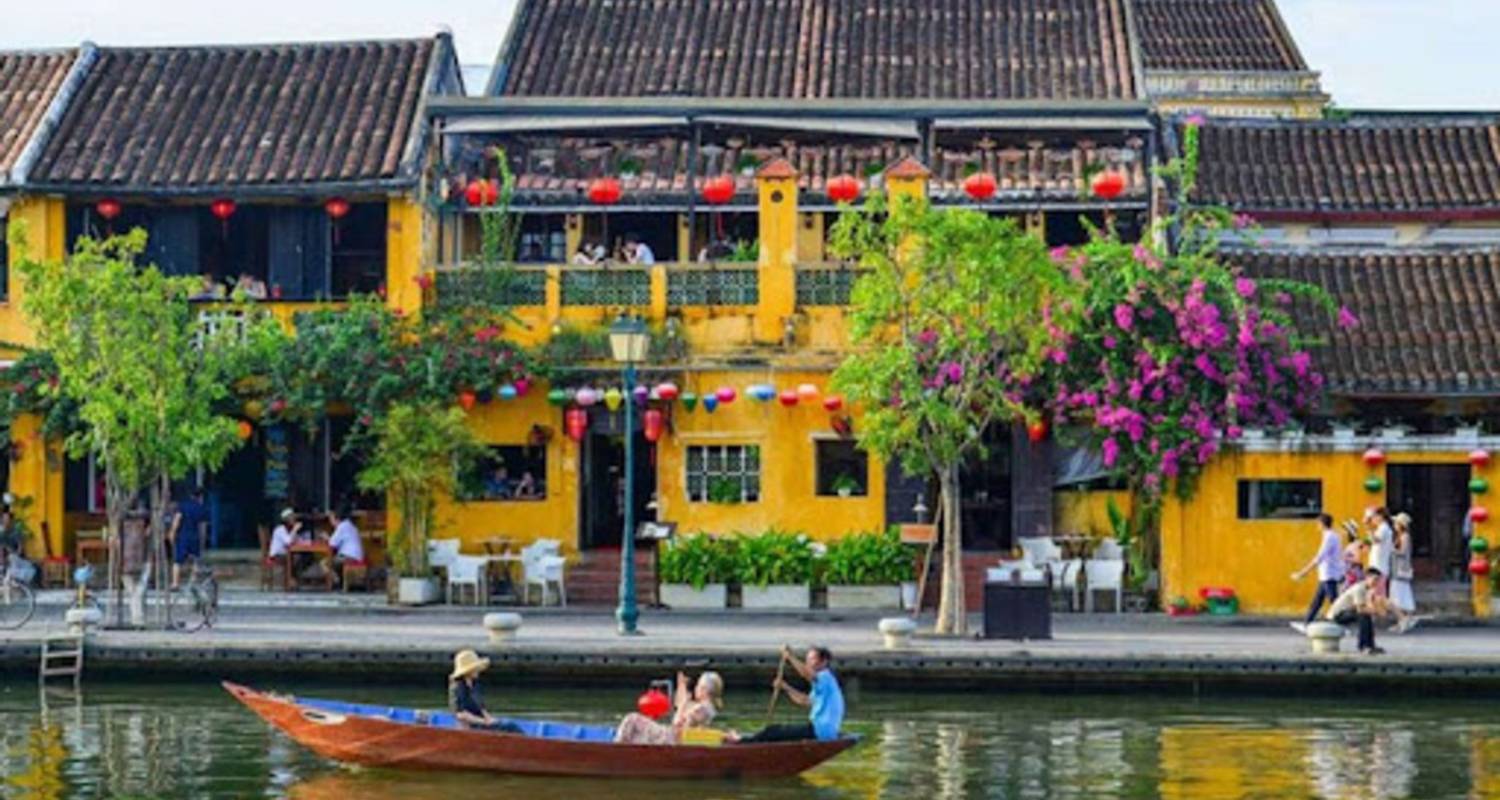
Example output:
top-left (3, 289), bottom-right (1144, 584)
top-left (830, 195), bottom-right (1074, 635)
top-left (357, 402), bottom-right (485, 578)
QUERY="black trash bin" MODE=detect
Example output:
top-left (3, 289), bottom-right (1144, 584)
top-left (983, 570), bottom-right (1052, 640)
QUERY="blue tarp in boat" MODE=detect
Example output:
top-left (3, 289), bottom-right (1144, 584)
top-left (295, 697), bottom-right (618, 743)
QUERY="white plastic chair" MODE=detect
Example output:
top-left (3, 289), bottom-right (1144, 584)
top-left (1093, 539), bottom-right (1124, 561)
top-left (522, 543), bottom-right (567, 606)
top-left (446, 554), bottom-right (489, 606)
top-left (1084, 559), bottom-right (1125, 613)
top-left (427, 539), bottom-right (461, 571)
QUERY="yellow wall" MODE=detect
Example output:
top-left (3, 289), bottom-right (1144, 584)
top-left (1054, 489), bottom-right (1132, 541)
top-left (1161, 445), bottom-right (1481, 614)
top-left (0, 196), bottom-right (66, 352)
top-left (9, 413), bottom-right (66, 560)
top-left (386, 196), bottom-right (425, 317)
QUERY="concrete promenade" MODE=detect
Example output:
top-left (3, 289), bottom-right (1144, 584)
top-left (4, 591), bottom-right (1500, 694)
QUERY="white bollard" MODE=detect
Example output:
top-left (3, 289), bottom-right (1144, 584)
top-left (65, 607), bottom-right (103, 637)
top-left (1305, 621), bottom-right (1345, 654)
top-left (878, 617), bottom-right (917, 650)
top-left (483, 612), bottom-right (523, 644)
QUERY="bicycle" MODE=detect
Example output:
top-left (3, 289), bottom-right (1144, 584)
top-left (0, 559), bottom-right (36, 630)
top-left (168, 557), bottom-right (218, 632)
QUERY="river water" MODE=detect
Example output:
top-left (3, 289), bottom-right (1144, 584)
top-left (1, 679), bottom-right (1497, 799)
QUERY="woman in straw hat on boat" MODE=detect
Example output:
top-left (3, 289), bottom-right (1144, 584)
top-left (448, 650), bottom-right (517, 730)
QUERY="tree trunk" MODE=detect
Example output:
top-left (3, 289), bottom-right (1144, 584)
top-left (148, 472), bottom-right (171, 629)
top-left (934, 463), bottom-right (967, 636)
top-left (103, 473), bottom-right (129, 628)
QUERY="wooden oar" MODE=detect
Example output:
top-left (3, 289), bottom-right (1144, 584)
top-left (764, 651), bottom-right (788, 724)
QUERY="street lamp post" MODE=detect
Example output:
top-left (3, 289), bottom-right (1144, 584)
top-left (609, 317), bottom-right (650, 635)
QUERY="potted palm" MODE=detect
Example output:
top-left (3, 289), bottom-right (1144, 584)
top-left (658, 534), bottom-right (735, 609)
top-left (823, 528), bottom-right (908, 610)
top-left (831, 473), bottom-right (862, 498)
top-left (358, 402), bottom-right (485, 606)
top-left (735, 529), bottom-right (816, 609)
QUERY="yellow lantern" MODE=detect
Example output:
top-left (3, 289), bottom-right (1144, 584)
top-left (604, 388), bottom-right (624, 411)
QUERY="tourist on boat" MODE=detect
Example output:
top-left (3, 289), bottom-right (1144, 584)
top-left (1327, 569), bottom-right (1391, 656)
top-left (448, 649), bottom-right (520, 732)
top-left (613, 671), bottom-right (724, 745)
top-left (731, 646), bottom-right (844, 743)
top-left (1290, 513), bottom-right (1344, 634)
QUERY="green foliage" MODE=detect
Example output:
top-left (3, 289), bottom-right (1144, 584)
top-left (0, 350), bottom-right (82, 442)
top-left (357, 402), bottom-right (485, 577)
top-left (658, 533), bottom-right (737, 590)
top-left (729, 239), bottom-right (760, 263)
top-left (707, 477), bottom-right (744, 505)
top-left (822, 528), bottom-right (911, 586)
top-left (1106, 497), bottom-right (1153, 592)
top-left (537, 324), bottom-right (612, 364)
top-left (734, 529), bottom-right (817, 587)
top-left (830, 473), bottom-right (863, 495)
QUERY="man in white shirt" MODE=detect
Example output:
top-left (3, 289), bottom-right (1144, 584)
top-left (268, 508), bottom-right (300, 559)
top-left (1291, 513), bottom-right (1345, 632)
top-left (1327, 569), bottom-right (1389, 655)
top-left (624, 235), bottom-right (655, 265)
top-left (323, 506), bottom-right (364, 589)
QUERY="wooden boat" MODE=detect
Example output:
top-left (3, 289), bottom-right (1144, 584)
top-left (224, 682), bottom-right (857, 780)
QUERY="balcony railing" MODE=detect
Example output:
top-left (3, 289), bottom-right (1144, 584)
top-left (434, 267), bottom-right (547, 308)
top-left (561, 268), bottom-right (652, 307)
top-left (667, 266), bottom-right (759, 307)
top-left (795, 264), bottom-right (860, 306)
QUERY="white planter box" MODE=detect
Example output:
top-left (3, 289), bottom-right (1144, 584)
top-left (397, 577), bottom-right (441, 606)
top-left (827, 585), bottom-right (902, 610)
top-left (901, 581), bottom-right (920, 610)
top-left (741, 584), bottom-right (811, 610)
top-left (661, 583), bottom-right (728, 609)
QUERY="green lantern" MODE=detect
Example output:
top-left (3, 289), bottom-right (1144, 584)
top-left (1471, 478), bottom-right (1490, 495)
top-left (1472, 536), bottom-right (1490, 555)
top-left (1363, 476), bottom-right (1384, 493)
top-left (546, 388), bottom-right (567, 407)
top-left (681, 392), bottom-right (699, 412)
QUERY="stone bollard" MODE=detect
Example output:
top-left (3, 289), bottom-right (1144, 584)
top-left (65, 607), bottom-right (103, 637)
top-left (483, 612), bottom-right (523, 644)
top-left (1305, 621), bottom-right (1344, 655)
top-left (878, 617), bottom-right (917, 650)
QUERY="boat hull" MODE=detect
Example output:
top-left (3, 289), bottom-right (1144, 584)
top-left (224, 682), bottom-right (856, 780)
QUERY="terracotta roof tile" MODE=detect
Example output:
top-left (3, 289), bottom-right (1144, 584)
top-left (1195, 118), bottom-right (1500, 215)
top-left (494, 0), bottom-right (1139, 102)
top-left (0, 49), bottom-right (76, 185)
top-left (30, 39), bottom-right (447, 192)
top-left (1245, 248), bottom-right (1500, 395)
top-left (1132, 0), bottom-right (1306, 72)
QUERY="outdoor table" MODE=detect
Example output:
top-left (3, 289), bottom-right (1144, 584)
top-left (288, 541), bottom-right (331, 592)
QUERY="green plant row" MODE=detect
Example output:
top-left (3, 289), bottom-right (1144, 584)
top-left (659, 528), bottom-right (913, 589)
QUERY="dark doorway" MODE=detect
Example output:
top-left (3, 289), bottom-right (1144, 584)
top-left (1387, 463), bottom-right (1470, 580)
top-left (207, 441), bottom-right (268, 550)
top-left (959, 426), bottom-right (1013, 551)
top-left (579, 420), bottom-right (658, 551)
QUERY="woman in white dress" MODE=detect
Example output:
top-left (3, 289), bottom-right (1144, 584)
top-left (1366, 507), bottom-right (1395, 596)
top-left (1389, 513), bottom-right (1419, 633)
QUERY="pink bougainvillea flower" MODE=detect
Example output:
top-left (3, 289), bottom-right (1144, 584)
top-left (1337, 307), bottom-right (1359, 330)
top-left (1234, 277), bottom-right (1257, 298)
top-left (1113, 303), bottom-right (1135, 331)
top-left (1232, 213), bottom-right (1256, 230)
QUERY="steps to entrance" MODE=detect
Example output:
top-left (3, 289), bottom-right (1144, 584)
top-left (566, 548), bottom-right (657, 606)
top-left (1414, 581), bottom-right (1477, 617)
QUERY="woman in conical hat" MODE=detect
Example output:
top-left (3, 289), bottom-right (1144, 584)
top-left (449, 650), bottom-right (495, 728)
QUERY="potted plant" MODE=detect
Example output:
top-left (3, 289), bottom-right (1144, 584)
top-left (735, 529), bottom-right (816, 609)
top-left (658, 533), bottom-right (734, 609)
top-left (823, 528), bottom-right (909, 609)
top-left (707, 477), bottom-right (743, 505)
top-left (357, 402), bottom-right (485, 606)
top-left (830, 473), bottom-right (862, 498)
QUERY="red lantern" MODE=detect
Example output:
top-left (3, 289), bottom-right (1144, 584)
top-left (414, 273), bottom-right (434, 291)
top-left (823, 395), bottom-right (844, 412)
top-left (637, 688), bottom-right (671, 720)
top-left (715, 387), bottom-right (737, 404)
top-left (655, 382), bottom-right (680, 402)
top-left (325, 197), bottom-right (351, 220)
top-left (779, 389), bottom-right (799, 407)
top-left (236, 420), bottom-right (254, 441)
top-left (565, 408), bottom-right (589, 442)
top-left (643, 409), bottom-right (665, 443)
top-left (831, 415), bottom-right (854, 438)
top-left (210, 198), bottom-right (237, 237)
top-left (1471, 506), bottom-right (1491, 524)
top-left (95, 198), bottom-right (122, 222)
top-left (1472, 449), bottom-right (1492, 468)
top-left (587, 178), bottom-right (623, 206)
top-left (826, 174), bottom-right (862, 204)
top-left (465, 179), bottom-right (498, 207)
top-left (458, 390), bottom-right (477, 411)
top-left (1027, 419), bottom-right (1048, 443)
top-left (1091, 170), bottom-right (1126, 200)
top-left (1362, 448), bottom-right (1386, 467)
top-left (701, 175), bottom-right (735, 205)
top-left (1469, 554), bottom-right (1492, 577)
top-left (962, 172), bottom-right (997, 201)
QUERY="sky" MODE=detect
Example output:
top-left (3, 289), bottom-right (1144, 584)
top-left (1, 0), bottom-right (1496, 110)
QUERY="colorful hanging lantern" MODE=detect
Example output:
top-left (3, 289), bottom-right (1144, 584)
top-left (962, 172), bottom-right (997, 201)
top-left (458, 390), bottom-right (477, 411)
top-left (1362, 448), bottom-right (1386, 467)
top-left (465, 179), bottom-right (498, 207)
top-left (701, 175), bottom-right (736, 205)
top-left (681, 392), bottom-right (699, 412)
top-left (703, 395), bottom-right (720, 414)
top-left (1027, 419), bottom-right (1048, 443)
top-left (1472, 535), bottom-right (1491, 554)
top-left (476, 389), bottom-right (493, 405)
top-left (414, 273), bottom-right (434, 291)
top-left (1472, 449), bottom-right (1493, 468)
top-left (637, 688), bottom-right (671, 720)
top-left (778, 389), bottom-right (799, 407)
top-left (565, 408), bottom-right (589, 442)
top-left (575, 388), bottom-right (599, 408)
top-left (95, 198), bottom-right (122, 222)
top-left (604, 388), bottom-right (624, 411)
top-left (242, 399), bottom-right (264, 420)
top-left (1091, 170), bottom-right (1126, 200)
top-left (1471, 506), bottom-right (1491, 524)
top-left (236, 420), bottom-right (254, 441)
top-left (587, 177), bottom-right (623, 206)
top-left (643, 409), bottom-right (665, 443)
top-left (749, 384), bottom-right (776, 403)
top-left (1363, 476), bottom-right (1384, 493)
top-left (210, 198), bottom-right (237, 237)
top-left (633, 385), bottom-right (651, 406)
top-left (656, 382), bottom-right (680, 401)
top-left (1471, 478), bottom-right (1491, 495)
top-left (268, 398), bottom-right (288, 415)
top-left (498, 384), bottom-right (519, 401)
top-left (831, 415), bottom-right (854, 438)
top-left (1469, 554), bottom-right (1492, 577)
top-left (715, 386), bottom-right (737, 404)
top-left (547, 388), bottom-right (568, 407)
top-left (797, 383), bottom-right (820, 401)
top-left (826, 174), bottom-right (862, 204)
top-left (325, 197), bottom-right (351, 220)
top-left (823, 395), bottom-right (845, 412)
top-left (514, 377), bottom-right (532, 397)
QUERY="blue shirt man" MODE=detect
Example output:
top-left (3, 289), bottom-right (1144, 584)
top-left (808, 663), bottom-right (846, 741)
top-left (735, 646), bottom-right (845, 743)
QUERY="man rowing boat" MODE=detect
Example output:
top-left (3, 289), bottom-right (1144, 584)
top-left (730, 645), bottom-right (845, 743)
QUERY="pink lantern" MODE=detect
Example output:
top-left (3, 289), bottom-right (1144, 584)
top-left (1362, 448), bottom-right (1386, 467)
top-left (1471, 506), bottom-right (1491, 524)
top-left (778, 389), bottom-right (799, 407)
top-left (716, 387), bottom-right (737, 404)
top-left (1472, 449), bottom-right (1492, 468)
top-left (656, 382), bottom-right (680, 401)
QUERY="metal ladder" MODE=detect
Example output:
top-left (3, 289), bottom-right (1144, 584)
top-left (38, 634), bottom-right (84, 689)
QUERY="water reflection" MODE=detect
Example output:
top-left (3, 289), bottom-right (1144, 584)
top-left (0, 682), bottom-right (1494, 799)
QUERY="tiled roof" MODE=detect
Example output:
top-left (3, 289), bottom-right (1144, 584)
top-left (0, 49), bottom-right (77, 185)
top-left (1132, 0), bottom-right (1306, 72)
top-left (1194, 118), bottom-right (1500, 215)
top-left (500, 136), bottom-right (1148, 206)
top-left (30, 38), bottom-right (449, 193)
top-left (492, 0), bottom-right (1139, 102)
top-left (1246, 248), bottom-right (1500, 395)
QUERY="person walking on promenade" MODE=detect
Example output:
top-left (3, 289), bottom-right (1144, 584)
top-left (1366, 507), bottom-right (1395, 595)
top-left (1328, 569), bottom-right (1391, 655)
top-left (1389, 513), bottom-right (1420, 633)
top-left (168, 487), bottom-right (209, 591)
top-left (730, 646), bottom-right (845, 743)
top-left (1291, 513), bottom-right (1345, 633)
top-left (1342, 520), bottom-right (1366, 588)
